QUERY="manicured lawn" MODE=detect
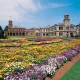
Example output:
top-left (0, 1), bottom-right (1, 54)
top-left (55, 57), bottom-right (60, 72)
top-left (60, 60), bottom-right (80, 80)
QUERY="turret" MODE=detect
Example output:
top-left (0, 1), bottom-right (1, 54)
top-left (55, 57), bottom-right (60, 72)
top-left (63, 14), bottom-right (70, 26)
top-left (8, 20), bottom-right (13, 27)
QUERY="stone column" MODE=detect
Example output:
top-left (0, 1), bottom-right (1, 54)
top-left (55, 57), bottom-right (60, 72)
top-left (56, 32), bottom-right (59, 36)
top-left (68, 32), bottom-right (70, 37)
top-left (25, 32), bottom-right (26, 37)
top-left (45, 33), bottom-right (46, 36)
top-left (64, 32), bottom-right (66, 37)
top-left (42, 33), bottom-right (43, 36)
top-left (18, 33), bottom-right (19, 36)
top-left (12, 33), bottom-right (13, 36)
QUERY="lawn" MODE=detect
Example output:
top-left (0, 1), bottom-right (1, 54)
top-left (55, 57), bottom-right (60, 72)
top-left (60, 60), bottom-right (80, 80)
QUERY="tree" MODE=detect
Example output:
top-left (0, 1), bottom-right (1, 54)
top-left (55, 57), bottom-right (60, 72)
top-left (0, 26), bottom-right (4, 38)
top-left (4, 26), bottom-right (8, 31)
top-left (0, 26), bottom-right (3, 31)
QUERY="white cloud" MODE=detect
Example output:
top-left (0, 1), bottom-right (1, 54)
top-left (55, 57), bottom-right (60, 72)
top-left (0, 0), bottom-right (71, 27)
top-left (42, 3), bottom-right (71, 9)
top-left (51, 3), bottom-right (71, 8)
top-left (0, 0), bottom-right (42, 21)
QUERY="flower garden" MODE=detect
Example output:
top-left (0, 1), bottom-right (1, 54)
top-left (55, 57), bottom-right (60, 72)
top-left (0, 38), bottom-right (80, 80)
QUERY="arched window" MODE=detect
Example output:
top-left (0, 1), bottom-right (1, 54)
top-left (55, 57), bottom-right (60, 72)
top-left (19, 33), bottom-right (21, 36)
top-left (13, 33), bottom-right (15, 36)
top-left (22, 33), bottom-right (25, 36)
top-left (10, 33), bottom-right (12, 36)
top-left (16, 33), bottom-right (18, 36)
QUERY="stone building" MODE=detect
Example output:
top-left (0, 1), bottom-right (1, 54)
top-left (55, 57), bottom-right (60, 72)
top-left (3, 14), bottom-right (80, 37)
top-left (35, 14), bottom-right (77, 37)
top-left (76, 24), bottom-right (80, 37)
top-left (34, 25), bottom-right (56, 37)
top-left (4, 20), bottom-right (35, 37)
top-left (25, 29), bottom-right (35, 36)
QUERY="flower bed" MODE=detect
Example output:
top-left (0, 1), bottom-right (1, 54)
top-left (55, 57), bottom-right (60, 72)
top-left (34, 38), bottom-right (62, 42)
top-left (0, 39), bottom-right (80, 80)
top-left (4, 45), bottom-right (80, 80)
top-left (32, 38), bottom-right (62, 45)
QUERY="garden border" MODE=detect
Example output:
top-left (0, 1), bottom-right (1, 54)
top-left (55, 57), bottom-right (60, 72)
top-left (45, 54), bottom-right (80, 80)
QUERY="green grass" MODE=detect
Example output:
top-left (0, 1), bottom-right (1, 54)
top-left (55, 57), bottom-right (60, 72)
top-left (60, 60), bottom-right (80, 80)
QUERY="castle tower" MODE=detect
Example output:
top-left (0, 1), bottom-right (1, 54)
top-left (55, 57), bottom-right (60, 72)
top-left (8, 20), bottom-right (13, 27)
top-left (63, 14), bottom-right (70, 26)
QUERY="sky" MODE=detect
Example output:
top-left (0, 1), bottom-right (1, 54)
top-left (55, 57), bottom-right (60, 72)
top-left (0, 0), bottom-right (80, 29)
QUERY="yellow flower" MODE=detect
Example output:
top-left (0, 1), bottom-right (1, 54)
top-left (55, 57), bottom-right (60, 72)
top-left (0, 74), bottom-right (2, 78)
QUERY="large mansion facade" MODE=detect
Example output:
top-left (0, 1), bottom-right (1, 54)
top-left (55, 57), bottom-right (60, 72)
top-left (4, 14), bottom-right (80, 37)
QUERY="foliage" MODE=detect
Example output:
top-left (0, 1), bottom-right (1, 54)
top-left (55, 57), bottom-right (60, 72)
top-left (4, 26), bottom-right (8, 31)
top-left (0, 26), bottom-right (3, 31)
top-left (0, 26), bottom-right (4, 39)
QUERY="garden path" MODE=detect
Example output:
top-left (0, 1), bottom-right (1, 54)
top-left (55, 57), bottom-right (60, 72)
top-left (45, 54), bottom-right (80, 80)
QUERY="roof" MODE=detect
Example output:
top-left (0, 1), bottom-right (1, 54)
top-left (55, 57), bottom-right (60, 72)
top-left (70, 24), bottom-right (76, 27)
top-left (65, 14), bottom-right (69, 16)
top-left (25, 29), bottom-right (35, 32)
top-left (9, 26), bottom-right (25, 29)
top-left (76, 24), bottom-right (80, 27)
top-left (54, 23), bottom-right (65, 26)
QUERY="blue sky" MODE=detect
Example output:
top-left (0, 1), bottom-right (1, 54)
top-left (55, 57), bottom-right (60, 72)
top-left (0, 0), bottom-right (80, 29)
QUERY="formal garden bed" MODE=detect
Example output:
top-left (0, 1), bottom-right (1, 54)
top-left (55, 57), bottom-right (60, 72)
top-left (0, 38), bottom-right (80, 80)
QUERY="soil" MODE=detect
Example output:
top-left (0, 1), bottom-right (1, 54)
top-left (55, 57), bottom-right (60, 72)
top-left (45, 54), bottom-right (80, 80)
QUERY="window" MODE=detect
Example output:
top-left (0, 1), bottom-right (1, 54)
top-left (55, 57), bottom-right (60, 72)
top-left (66, 27), bottom-right (69, 30)
top-left (48, 29), bottom-right (50, 32)
top-left (50, 28), bottom-right (52, 31)
top-left (22, 33), bottom-right (25, 36)
top-left (19, 33), bottom-right (21, 36)
top-left (42, 29), bottom-right (44, 32)
top-left (46, 33), bottom-right (49, 36)
top-left (70, 27), bottom-right (74, 30)
top-left (13, 33), bottom-right (15, 36)
top-left (51, 28), bottom-right (54, 31)
top-left (53, 32), bottom-right (56, 36)
top-left (70, 33), bottom-right (73, 37)
top-left (55, 27), bottom-right (56, 30)
top-left (36, 33), bottom-right (40, 36)
top-left (59, 32), bottom-right (63, 36)
top-left (8, 33), bottom-right (9, 36)
top-left (46, 29), bottom-right (48, 32)
top-left (65, 16), bottom-right (68, 19)
top-left (10, 29), bottom-right (12, 31)
top-left (10, 33), bottom-right (12, 36)
top-left (16, 33), bottom-right (18, 36)
top-left (43, 29), bottom-right (45, 32)
top-left (59, 27), bottom-right (63, 30)
top-left (43, 33), bottom-right (45, 36)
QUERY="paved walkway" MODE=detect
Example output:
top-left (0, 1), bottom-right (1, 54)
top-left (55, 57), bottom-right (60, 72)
top-left (45, 54), bottom-right (80, 80)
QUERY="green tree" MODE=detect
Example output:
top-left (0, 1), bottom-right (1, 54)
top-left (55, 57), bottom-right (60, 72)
top-left (0, 26), bottom-right (4, 38)
top-left (4, 26), bottom-right (8, 31)
top-left (0, 26), bottom-right (3, 31)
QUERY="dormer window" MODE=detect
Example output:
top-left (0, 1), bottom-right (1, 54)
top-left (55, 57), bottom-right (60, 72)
top-left (59, 27), bottom-right (63, 30)
top-left (70, 27), bottom-right (74, 30)
top-left (66, 27), bottom-right (69, 30)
